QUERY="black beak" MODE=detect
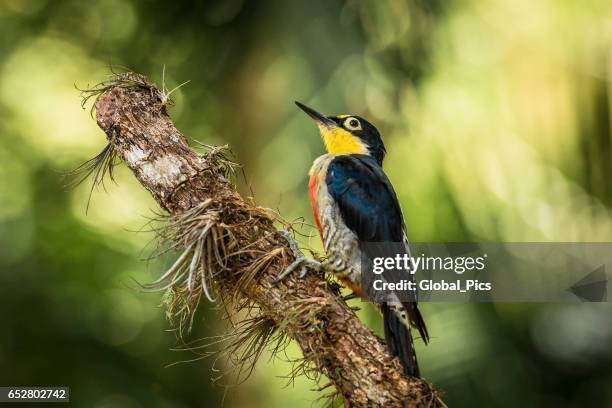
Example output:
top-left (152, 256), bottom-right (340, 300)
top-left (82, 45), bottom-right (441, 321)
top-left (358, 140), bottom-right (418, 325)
top-left (295, 101), bottom-right (336, 128)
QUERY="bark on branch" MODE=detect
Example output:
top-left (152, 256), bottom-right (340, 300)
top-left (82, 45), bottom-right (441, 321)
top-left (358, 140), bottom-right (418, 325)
top-left (86, 72), bottom-right (443, 407)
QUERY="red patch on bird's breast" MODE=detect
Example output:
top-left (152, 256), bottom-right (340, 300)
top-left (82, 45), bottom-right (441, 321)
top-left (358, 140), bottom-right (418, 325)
top-left (309, 172), bottom-right (324, 242)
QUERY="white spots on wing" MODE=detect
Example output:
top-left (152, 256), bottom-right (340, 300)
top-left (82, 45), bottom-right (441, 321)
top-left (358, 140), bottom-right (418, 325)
top-left (139, 154), bottom-right (186, 188)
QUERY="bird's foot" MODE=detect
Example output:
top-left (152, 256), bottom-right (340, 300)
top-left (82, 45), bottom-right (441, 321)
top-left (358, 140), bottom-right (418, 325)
top-left (342, 292), bottom-right (361, 311)
top-left (275, 231), bottom-right (322, 283)
top-left (342, 292), bottom-right (359, 302)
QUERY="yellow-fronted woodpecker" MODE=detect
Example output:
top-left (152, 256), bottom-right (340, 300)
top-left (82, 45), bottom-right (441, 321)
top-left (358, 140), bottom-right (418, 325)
top-left (281, 101), bottom-right (429, 377)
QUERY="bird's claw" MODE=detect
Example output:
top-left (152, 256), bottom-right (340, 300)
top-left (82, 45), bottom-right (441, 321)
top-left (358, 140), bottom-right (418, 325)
top-left (342, 292), bottom-right (359, 302)
top-left (275, 231), bottom-right (322, 283)
top-left (274, 257), bottom-right (321, 283)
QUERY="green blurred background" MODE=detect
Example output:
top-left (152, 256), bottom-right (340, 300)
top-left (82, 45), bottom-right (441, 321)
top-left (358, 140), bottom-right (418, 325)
top-left (1, 0), bottom-right (612, 406)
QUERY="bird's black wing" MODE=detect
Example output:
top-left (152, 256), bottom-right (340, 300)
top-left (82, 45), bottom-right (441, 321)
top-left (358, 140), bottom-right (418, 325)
top-left (325, 154), bottom-right (405, 243)
top-left (325, 154), bottom-right (429, 377)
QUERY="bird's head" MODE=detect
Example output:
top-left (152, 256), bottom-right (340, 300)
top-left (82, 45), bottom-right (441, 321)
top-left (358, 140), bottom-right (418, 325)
top-left (296, 101), bottom-right (386, 165)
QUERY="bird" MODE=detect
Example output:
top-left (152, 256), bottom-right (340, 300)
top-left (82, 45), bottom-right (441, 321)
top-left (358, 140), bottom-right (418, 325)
top-left (286, 101), bottom-right (429, 377)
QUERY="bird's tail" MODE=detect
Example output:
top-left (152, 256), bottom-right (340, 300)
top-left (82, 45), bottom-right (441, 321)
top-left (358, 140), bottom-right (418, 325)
top-left (382, 302), bottom-right (426, 378)
top-left (405, 301), bottom-right (429, 345)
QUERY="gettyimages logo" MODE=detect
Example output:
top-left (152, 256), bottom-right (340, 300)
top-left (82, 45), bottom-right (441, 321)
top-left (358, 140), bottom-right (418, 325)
top-left (360, 242), bottom-right (611, 303)
top-left (372, 253), bottom-right (488, 275)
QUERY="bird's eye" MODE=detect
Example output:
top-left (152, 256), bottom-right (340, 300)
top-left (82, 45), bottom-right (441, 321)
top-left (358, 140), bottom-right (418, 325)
top-left (344, 117), bottom-right (361, 131)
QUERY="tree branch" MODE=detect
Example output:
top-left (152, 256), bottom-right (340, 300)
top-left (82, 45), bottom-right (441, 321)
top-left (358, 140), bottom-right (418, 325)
top-left (85, 72), bottom-right (443, 407)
